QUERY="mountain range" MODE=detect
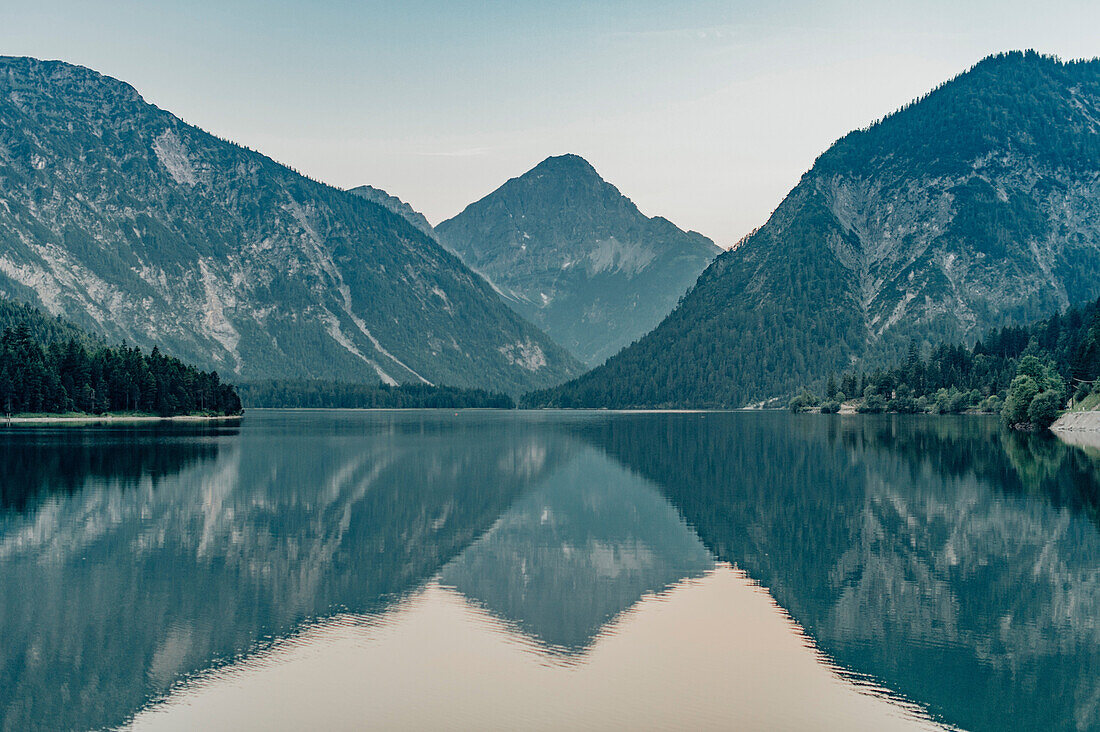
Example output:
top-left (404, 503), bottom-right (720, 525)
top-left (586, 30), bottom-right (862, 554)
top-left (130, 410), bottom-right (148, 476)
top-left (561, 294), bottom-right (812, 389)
top-left (436, 155), bottom-right (721, 366)
top-left (0, 56), bottom-right (581, 394)
top-left (3, 51), bottom-right (1098, 405)
top-left (528, 51), bottom-right (1100, 407)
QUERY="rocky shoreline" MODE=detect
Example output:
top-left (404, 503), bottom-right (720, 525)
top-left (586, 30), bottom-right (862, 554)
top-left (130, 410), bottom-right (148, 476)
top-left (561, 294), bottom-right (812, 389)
top-left (1051, 411), bottom-right (1100, 449)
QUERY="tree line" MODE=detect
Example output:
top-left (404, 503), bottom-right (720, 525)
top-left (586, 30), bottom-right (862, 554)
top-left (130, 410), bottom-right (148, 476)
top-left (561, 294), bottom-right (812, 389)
top-left (789, 296), bottom-right (1100, 429)
top-left (236, 379), bottom-right (515, 409)
top-left (0, 324), bottom-right (241, 417)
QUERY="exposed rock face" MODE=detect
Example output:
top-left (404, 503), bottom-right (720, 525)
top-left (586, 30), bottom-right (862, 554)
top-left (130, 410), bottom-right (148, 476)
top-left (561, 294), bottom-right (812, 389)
top-left (436, 154), bottom-right (720, 366)
top-left (532, 52), bottom-right (1100, 407)
top-left (0, 57), bottom-right (581, 392)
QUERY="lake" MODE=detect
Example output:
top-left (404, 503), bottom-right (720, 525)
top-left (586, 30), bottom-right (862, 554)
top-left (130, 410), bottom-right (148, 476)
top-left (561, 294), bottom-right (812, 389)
top-left (2, 409), bottom-right (1099, 731)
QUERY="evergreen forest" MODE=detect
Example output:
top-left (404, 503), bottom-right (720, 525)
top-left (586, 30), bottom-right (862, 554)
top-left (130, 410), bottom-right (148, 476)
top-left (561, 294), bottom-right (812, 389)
top-left (0, 298), bottom-right (242, 417)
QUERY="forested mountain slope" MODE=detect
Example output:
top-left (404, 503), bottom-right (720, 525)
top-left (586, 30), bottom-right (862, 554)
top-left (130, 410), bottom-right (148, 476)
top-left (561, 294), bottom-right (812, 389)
top-left (437, 154), bottom-right (720, 366)
top-left (0, 292), bottom-right (98, 347)
top-left (0, 57), bottom-right (581, 394)
top-left (527, 52), bottom-right (1100, 407)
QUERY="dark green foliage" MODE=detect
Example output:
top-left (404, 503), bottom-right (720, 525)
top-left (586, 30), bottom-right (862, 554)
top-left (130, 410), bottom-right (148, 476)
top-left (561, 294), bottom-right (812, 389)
top-left (887, 392), bottom-right (921, 414)
top-left (857, 394), bottom-right (886, 413)
top-left (788, 390), bottom-right (819, 413)
top-left (0, 318), bottom-right (241, 417)
top-left (790, 297), bottom-right (1100, 422)
top-left (524, 52), bottom-right (1100, 409)
top-left (1001, 355), bottom-right (1066, 428)
top-left (236, 380), bottom-right (514, 409)
top-left (817, 51), bottom-right (1100, 178)
top-left (1028, 390), bottom-right (1062, 429)
top-left (0, 297), bottom-right (98, 348)
top-left (931, 388), bottom-right (977, 414)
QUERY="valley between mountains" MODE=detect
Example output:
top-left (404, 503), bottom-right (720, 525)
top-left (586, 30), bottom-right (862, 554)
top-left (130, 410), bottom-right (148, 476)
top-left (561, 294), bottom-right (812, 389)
top-left (1, 51), bottom-right (1099, 411)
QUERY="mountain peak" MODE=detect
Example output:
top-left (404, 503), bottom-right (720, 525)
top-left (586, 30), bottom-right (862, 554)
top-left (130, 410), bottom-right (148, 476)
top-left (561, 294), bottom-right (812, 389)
top-left (526, 153), bottom-right (600, 178)
top-left (0, 55), bottom-right (145, 106)
top-left (348, 184), bottom-right (436, 239)
top-left (437, 156), bottom-right (719, 366)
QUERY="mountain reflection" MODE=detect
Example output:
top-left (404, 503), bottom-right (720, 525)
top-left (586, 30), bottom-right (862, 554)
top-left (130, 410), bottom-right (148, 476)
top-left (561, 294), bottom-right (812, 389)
top-left (440, 446), bottom-right (714, 658)
top-left (0, 412), bottom-right (571, 732)
top-left (4, 411), bottom-right (1100, 732)
top-left (578, 413), bottom-right (1100, 732)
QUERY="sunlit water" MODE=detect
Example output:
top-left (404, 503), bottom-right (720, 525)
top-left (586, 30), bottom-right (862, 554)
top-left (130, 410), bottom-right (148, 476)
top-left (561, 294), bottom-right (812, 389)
top-left (2, 410), bottom-right (1100, 731)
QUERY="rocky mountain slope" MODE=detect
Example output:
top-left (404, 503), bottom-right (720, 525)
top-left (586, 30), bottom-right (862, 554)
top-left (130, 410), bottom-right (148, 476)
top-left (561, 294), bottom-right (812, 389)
top-left (436, 155), bottom-right (720, 366)
top-left (348, 184), bottom-right (437, 239)
top-left (0, 57), bottom-right (581, 393)
top-left (528, 52), bottom-right (1100, 407)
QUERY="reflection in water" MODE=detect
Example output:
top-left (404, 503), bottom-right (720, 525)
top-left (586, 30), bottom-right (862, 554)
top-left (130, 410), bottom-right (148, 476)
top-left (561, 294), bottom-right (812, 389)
top-left (0, 412), bottom-right (568, 732)
top-left (0, 423), bottom-right (231, 512)
top-left (133, 569), bottom-right (942, 732)
top-left (440, 447), bottom-right (714, 658)
top-left (580, 413), bottom-right (1100, 732)
top-left (1, 411), bottom-right (1100, 731)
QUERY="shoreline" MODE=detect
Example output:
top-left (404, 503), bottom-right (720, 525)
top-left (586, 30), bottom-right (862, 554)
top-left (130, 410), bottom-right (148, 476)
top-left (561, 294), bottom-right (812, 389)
top-left (1, 413), bottom-right (243, 425)
top-left (1051, 410), bottom-right (1100, 432)
top-left (1051, 411), bottom-right (1100, 449)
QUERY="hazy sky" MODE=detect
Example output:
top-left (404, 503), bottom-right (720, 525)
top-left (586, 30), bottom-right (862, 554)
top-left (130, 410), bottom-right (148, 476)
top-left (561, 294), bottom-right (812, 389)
top-left (3, 1), bottom-right (1099, 245)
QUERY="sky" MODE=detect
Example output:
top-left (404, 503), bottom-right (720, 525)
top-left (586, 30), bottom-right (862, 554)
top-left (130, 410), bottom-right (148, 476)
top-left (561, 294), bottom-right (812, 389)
top-left (2, 1), bottom-right (1099, 246)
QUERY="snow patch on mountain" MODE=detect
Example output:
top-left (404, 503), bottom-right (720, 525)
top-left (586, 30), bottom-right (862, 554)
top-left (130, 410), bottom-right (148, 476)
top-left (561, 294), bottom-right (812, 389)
top-left (336, 281), bottom-right (431, 385)
top-left (0, 254), bottom-right (62, 312)
top-left (587, 236), bottom-right (657, 276)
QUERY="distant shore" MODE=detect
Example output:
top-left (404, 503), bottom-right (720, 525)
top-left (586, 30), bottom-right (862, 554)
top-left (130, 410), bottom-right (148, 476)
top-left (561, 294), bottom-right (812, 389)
top-left (1, 413), bottom-right (243, 425)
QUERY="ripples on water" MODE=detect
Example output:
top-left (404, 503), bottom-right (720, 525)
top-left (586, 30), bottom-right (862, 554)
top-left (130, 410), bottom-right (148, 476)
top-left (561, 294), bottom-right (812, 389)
top-left (1, 411), bottom-right (1098, 730)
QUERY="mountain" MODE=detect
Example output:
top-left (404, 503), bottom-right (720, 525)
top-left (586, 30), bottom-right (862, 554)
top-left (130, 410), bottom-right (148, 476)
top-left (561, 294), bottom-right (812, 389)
top-left (436, 154), bottom-right (720, 366)
top-left (0, 57), bottom-right (582, 394)
top-left (527, 52), bottom-right (1100, 407)
top-left (348, 184), bottom-right (437, 239)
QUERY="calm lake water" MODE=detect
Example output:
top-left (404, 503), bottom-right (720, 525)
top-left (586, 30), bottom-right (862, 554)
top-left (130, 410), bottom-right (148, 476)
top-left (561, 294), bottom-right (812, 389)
top-left (2, 410), bottom-right (1100, 731)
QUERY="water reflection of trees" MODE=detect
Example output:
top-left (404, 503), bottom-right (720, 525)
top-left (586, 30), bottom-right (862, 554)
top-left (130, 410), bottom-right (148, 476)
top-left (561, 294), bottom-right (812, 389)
top-left (0, 424), bottom-right (234, 511)
top-left (0, 416), bottom-right (568, 732)
top-left (577, 413), bottom-right (1100, 732)
top-left (8, 412), bottom-right (1100, 732)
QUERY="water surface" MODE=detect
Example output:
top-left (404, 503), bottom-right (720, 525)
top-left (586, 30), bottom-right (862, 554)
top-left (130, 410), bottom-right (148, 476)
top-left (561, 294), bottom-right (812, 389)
top-left (2, 410), bottom-right (1099, 730)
